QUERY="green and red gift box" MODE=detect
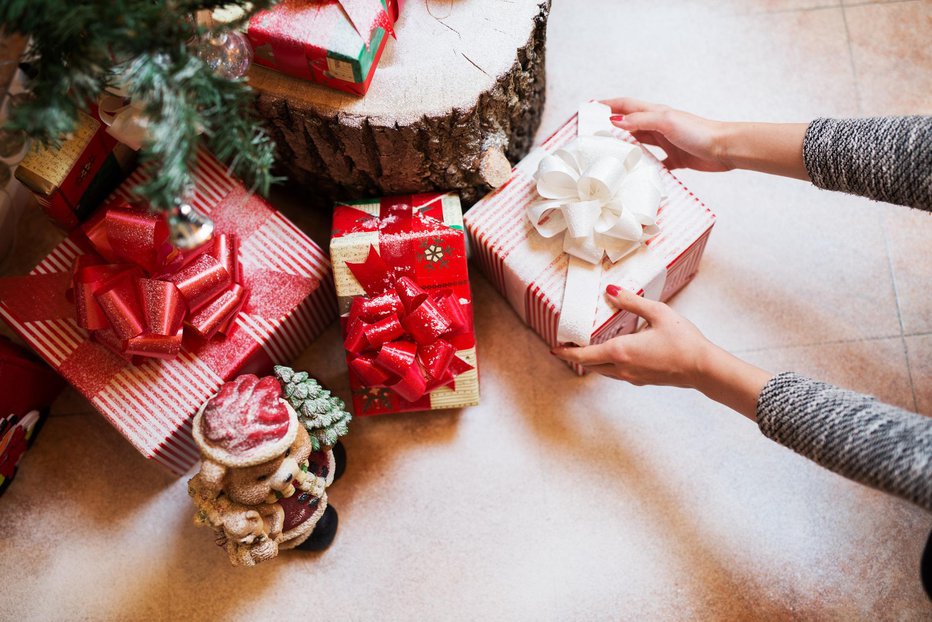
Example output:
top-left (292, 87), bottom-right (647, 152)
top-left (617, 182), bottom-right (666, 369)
top-left (247, 0), bottom-right (401, 96)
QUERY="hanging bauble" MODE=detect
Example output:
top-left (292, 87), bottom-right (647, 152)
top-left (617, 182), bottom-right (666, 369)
top-left (168, 201), bottom-right (214, 250)
top-left (0, 128), bottom-right (27, 160)
top-left (196, 30), bottom-right (253, 80)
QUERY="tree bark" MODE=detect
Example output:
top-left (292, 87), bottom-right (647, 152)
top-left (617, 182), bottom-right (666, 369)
top-left (249, 0), bottom-right (551, 207)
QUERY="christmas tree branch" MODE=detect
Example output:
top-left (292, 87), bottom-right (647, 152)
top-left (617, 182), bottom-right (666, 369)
top-left (0, 0), bottom-right (279, 212)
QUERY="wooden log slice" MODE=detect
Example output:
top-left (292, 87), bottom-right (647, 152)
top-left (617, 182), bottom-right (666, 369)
top-left (248, 0), bottom-right (551, 206)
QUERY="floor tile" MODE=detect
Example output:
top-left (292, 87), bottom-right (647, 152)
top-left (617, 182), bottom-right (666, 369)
top-left (884, 204), bottom-right (932, 335)
top-left (664, 169), bottom-right (902, 351)
top-left (905, 333), bottom-right (932, 416)
top-left (844, 1), bottom-right (932, 115)
top-left (542, 3), bottom-right (857, 143)
top-left (740, 336), bottom-right (917, 411)
top-left (0, 414), bottom-right (176, 622)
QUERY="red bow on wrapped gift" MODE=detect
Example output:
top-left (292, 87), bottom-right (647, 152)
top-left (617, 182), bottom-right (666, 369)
top-left (344, 246), bottom-right (473, 403)
top-left (70, 202), bottom-right (246, 360)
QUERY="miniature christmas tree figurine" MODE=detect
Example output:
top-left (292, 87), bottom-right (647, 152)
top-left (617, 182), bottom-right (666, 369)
top-left (188, 370), bottom-right (349, 567)
top-left (274, 365), bottom-right (352, 451)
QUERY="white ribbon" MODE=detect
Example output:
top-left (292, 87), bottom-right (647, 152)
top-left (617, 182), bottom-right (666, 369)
top-left (527, 101), bottom-right (665, 346)
top-left (98, 87), bottom-right (149, 151)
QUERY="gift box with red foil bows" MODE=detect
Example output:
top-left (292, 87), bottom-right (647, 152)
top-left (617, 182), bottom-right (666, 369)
top-left (246, 0), bottom-right (399, 96)
top-left (0, 149), bottom-right (338, 475)
top-left (330, 192), bottom-right (479, 416)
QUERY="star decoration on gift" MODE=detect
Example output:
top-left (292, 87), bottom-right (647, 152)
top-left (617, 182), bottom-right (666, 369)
top-left (419, 237), bottom-right (454, 270)
top-left (356, 387), bottom-right (393, 412)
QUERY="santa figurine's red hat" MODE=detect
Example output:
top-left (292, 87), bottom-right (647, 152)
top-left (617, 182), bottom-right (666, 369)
top-left (193, 374), bottom-right (298, 467)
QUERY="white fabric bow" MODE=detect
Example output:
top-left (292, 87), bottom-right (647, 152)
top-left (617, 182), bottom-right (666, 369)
top-left (98, 88), bottom-right (149, 151)
top-left (525, 102), bottom-right (666, 347)
top-left (528, 134), bottom-right (663, 265)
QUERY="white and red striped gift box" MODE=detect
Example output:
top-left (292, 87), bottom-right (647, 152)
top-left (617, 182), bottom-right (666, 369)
top-left (0, 149), bottom-right (338, 474)
top-left (464, 111), bottom-right (716, 374)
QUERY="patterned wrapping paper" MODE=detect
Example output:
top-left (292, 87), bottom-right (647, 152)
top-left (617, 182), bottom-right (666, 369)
top-left (330, 193), bottom-right (479, 416)
top-left (0, 149), bottom-right (338, 475)
top-left (247, 0), bottom-right (396, 96)
top-left (464, 111), bottom-right (716, 375)
top-left (15, 110), bottom-right (132, 230)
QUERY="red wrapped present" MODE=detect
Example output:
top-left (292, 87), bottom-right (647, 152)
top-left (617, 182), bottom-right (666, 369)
top-left (464, 102), bottom-right (716, 374)
top-left (15, 110), bottom-right (134, 230)
top-left (331, 193), bottom-right (479, 416)
top-left (247, 0), bottom-right (398, 96)
top-left (0, 149), bottom-right (338, 475)
top-left (0, 336), bottom-right (65, 496)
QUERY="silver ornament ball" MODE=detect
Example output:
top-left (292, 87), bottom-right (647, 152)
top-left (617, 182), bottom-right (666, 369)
top-left (197, 31), bottom-right (253, 80)
top-left (168, 202), bottom-right (214, 250)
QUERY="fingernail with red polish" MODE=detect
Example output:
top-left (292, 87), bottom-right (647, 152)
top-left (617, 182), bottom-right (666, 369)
top-left (606, 284), bottom-right (620, 296)
top-left (610, 115), bottom-right (624, 123)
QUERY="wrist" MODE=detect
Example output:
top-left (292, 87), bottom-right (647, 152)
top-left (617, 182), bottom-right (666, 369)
top-left (692, 344), bottom-right (774, 421)
top-left (713, 121), bottom-right (739, 171)
top-left (690, 340), bottom-right (729, 394)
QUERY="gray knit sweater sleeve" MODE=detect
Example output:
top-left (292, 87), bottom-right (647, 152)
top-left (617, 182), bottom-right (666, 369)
top-left (757, 372), bottom-right (932, 511)
top-left (803, 116), bottom-right (932, 211)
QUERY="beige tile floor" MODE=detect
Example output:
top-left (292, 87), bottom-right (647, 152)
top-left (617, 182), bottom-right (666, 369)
top-left (1, 1), bottom-right (931, 620)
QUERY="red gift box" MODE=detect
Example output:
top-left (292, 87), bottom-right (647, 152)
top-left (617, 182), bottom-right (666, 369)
top-left (247, 0), bottom-right (397, 96)
top-left (464, 103), bottom-right (716, 374)
top-left (330, 193), bottom-right (479, 416)
top-left (0, 336), bottom-right (65, 496)
top-left (0, 149), bottom-right (338, 475)
top-left (15, 110), bottom-right (133, 230)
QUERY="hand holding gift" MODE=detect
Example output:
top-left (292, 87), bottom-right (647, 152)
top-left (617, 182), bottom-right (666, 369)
top-left (465, 101), bottom-right (716, 374)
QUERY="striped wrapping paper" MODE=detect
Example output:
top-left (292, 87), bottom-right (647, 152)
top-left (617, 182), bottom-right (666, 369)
top-left (464, 111), bottom-right (716, 374)
top-left (0, 150), bottom-right (338, 475)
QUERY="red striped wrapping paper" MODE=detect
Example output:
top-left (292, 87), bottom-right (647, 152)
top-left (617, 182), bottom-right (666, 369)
top-left (0, 150), bottom-right (338, 475)
top-left (464, 111), bottom-right (716, 374)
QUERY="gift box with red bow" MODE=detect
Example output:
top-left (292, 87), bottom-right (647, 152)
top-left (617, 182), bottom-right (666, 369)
top-left (0, 149), bottom-right (338, 475)
top-left (464, 102), bottom-right (716, 374)
top-left (246, 0), bottom-right (399, 96)
top-left (330, 192), bottom-right (479, 416)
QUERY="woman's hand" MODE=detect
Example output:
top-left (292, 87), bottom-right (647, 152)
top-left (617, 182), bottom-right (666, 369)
top-left (603, 98), bottom-right (732, 172)
top-left (551, 285), bottom-right (774, 421)
top-left (603, 97), bottom-right (810, 181)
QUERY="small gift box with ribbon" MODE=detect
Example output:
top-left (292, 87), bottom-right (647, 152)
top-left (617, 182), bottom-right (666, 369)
top-left (0, 149), bottom-right (338, 474)
top-left (246, 0), bottom-right (399, 96)
top-left (15, 109), bottom-right (135, 230)
top-left (464, 101), bottom-right (716, 374)
top-left (331, 192), bottom-right (479, 416)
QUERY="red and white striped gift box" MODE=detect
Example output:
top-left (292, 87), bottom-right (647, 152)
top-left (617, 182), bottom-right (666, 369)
top-left (464, 110), bottom-right (716, 374)
top-left (0, 150), bottom-right (338, 474)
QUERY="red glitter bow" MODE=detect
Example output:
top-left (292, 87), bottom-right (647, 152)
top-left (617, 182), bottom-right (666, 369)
top-left (70, 201), bottom-right (246, 360)
top-left (343, 246), bottom-right (472, 402)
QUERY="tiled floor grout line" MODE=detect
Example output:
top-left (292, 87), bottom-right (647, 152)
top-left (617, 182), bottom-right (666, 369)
top-left (842, 0), bottom-right (920, 7)
top-left (840, 5), bottom-right (864, 116)
top-left (880, 212), bottom-right (918, 411)
top-left (730, 331), bottom-right (926, 355)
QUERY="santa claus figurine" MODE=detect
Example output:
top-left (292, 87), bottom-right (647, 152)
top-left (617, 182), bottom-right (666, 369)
top-left (188, 368), bottom-right (350, 566)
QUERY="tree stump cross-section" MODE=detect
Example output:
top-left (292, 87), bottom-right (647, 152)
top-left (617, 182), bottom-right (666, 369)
top-left (249, 0), bottom-right (552, 207)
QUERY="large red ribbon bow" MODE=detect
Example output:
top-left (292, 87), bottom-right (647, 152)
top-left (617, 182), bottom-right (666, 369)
top-left (344, 246), bottom-right (472, 403)
top-left (70, 201), bottom-right (246, 360)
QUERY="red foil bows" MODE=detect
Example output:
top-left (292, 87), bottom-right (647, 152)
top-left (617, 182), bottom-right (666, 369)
top-left (70, 201), bottom-right (247, 360)
top-left (344, 246), bottom-right (473, 403)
